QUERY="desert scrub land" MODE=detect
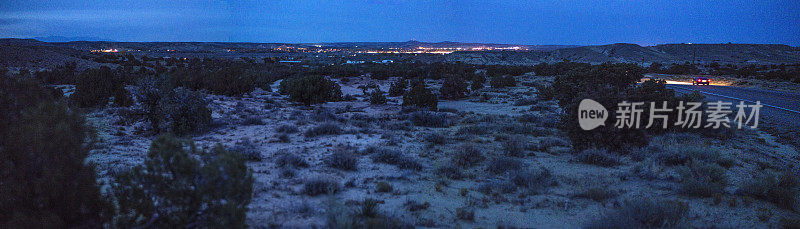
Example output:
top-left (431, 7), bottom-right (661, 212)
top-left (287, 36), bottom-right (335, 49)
top-left (81, 71), bottom-right (800, 228)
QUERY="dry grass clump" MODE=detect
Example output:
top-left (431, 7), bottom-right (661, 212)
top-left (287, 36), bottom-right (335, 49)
top-left (575, 148), bottom-right (619, 167)
top-left (304, 122), bottom-right (342, 137)
top-left (275, 123), bottom-right (299, 133)
top-left (303, 177), bottom-right (340, 196)
top-left (587, 197), bottom-right (689, 229)
top-left (453, 144), bottom-right (485, 168)
top-left (370, 148), bottom-right (423, 170)
top-left (737, 169), bottom-right (799, 211)
top-left (487, 157), bottom-right (523, 174)
top-left (275, 152), bottom-right (309, 168)
top-left (326, 147), bottom-right (359, 171)
top-left (229, 138), bottom-right (263, 161)
top-left (678, 161), bottom-right (728, 197)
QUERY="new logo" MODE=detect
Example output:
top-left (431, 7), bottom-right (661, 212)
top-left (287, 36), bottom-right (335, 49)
top-left (578, 99), bottom-right (607, 130)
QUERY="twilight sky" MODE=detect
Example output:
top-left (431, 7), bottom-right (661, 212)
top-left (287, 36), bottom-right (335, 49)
top-left (1, 0), bottom-right (798, 46)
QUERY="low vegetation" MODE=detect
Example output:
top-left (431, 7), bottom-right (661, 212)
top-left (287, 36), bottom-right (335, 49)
top-left (113, 134), bottom-right (254, 228)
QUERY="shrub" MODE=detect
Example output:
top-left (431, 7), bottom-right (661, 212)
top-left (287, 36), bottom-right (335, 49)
top-left (303, 177), bottom-right (340, 196)
top-left (738, 169), bottom-right (799, 211)
top-left (575, 148), bottom-right (620, 167)
top-left (388, 78), bottom-right (407, 97)
top-left (402, 82), bottom-right (437, 110)
top-left (587, 197), bottom-right (689, 229)
top-left (409, 111), bottom-right (451, 127)
top-left (371, 149), bottom-right (423, 170)
top-left (489, 75), bottom-right (516, 88)
top-left (503, 137), bottom-right (527, 157)
top-left (404, 200), bottom-right (430, 212)
top-left (169, 65), bottom-right (273, 96)
top-left (304, 122), bottom-right (342, 137)
top-left (229, 138), bottom-right (263, 161)
top-left (455, 207), bottom-right (475, 221)
top-left (358, 198), bottom-right (380, 218)
top-left (327, 148), bottom-right (359, 171)
top-left (435, 164), bottom-right (464, 180)
top-left (453, 144), bottom-right (485, 168)
top-left (73, 66), bottom-right (132, 107)
top-left (487, 157), bottom-right (523, 174)
top-left (0, 77), bottom-right (111, 228)
top-left (158, 88), bottom-right (213, 135)
top-left (113, 135), bottom-right (254, 228)
top-left (275, 152), bottom-right (309, 168)
top-left (439, 75), bottom-right (469, 100)
top-left (510, 167), bottom-right (554, 192)
top-left (369, 89), bottom-right (387, 105)
top-left (275, 123), bottom-right (299, 133)
top-left (575, 187), bottom-right (617, 202)
top-left (241, 115), bottom-right (264, 125)
top-left (375, 182), bottom-right (393, 193)
top-left (513, 97), bottom-right (537, 106)
top-left (279, 75), bottom-right (342, 105)
top-left (678, 162), bottom-right (728, 197)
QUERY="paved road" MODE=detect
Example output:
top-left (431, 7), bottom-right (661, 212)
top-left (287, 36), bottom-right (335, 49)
top-left (665, 83), bottom-right (800, 147)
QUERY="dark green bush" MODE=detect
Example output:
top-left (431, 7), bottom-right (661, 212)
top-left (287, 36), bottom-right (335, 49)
top-left (279, 75), bottom-right (342, 105)
top-left (159, 88), bottom-right (213, 135)
top-left (388, 78), bottom-right (407, 97)
top-left (72, 66), bottom-right (132, 107)
top-left (439, 75), bottom-right (469, 100)
top-left (133, 78), bottom-right (212, 135)
top-left (0, 77), bottom-right (111, 228)
top-left (369, 89), bottom-right (387, 105)
top-left (169, 65), bottom-right (273, 96)
top-left (113, 134), bottom-right (254, 228)
top-left (489, 75), bottom-right (516, 88)
top-left (402, 82), bottom-right (437, 110)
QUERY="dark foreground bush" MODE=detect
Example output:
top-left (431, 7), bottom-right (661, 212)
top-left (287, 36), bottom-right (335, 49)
top-left (113, 134), bottom-right (254, 228)
top-left (0, 78), bottom-right (111, 228)
top-left (72, 66), bottom-right (132, 107)
top-left (587, 197), bottom-right (689, 229)
top-left (279, 75), bottom-right (342, 105)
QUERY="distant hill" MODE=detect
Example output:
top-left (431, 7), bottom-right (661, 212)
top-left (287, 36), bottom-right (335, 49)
top-left (448, 43), bottom-right (800, 65)
top-left (0, 39), bottom-right (101, 71)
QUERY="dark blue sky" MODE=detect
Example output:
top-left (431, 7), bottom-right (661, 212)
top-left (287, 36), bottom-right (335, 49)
top-left (1, 0), bottom-right (798, 46)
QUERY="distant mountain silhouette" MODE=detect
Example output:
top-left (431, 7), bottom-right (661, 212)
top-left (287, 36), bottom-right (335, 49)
top-left (32, 36), bottom-right (114, 42)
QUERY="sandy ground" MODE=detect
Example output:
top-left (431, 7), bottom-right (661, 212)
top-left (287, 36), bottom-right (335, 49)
top-left (85, 75), bottom-right (800, 228)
